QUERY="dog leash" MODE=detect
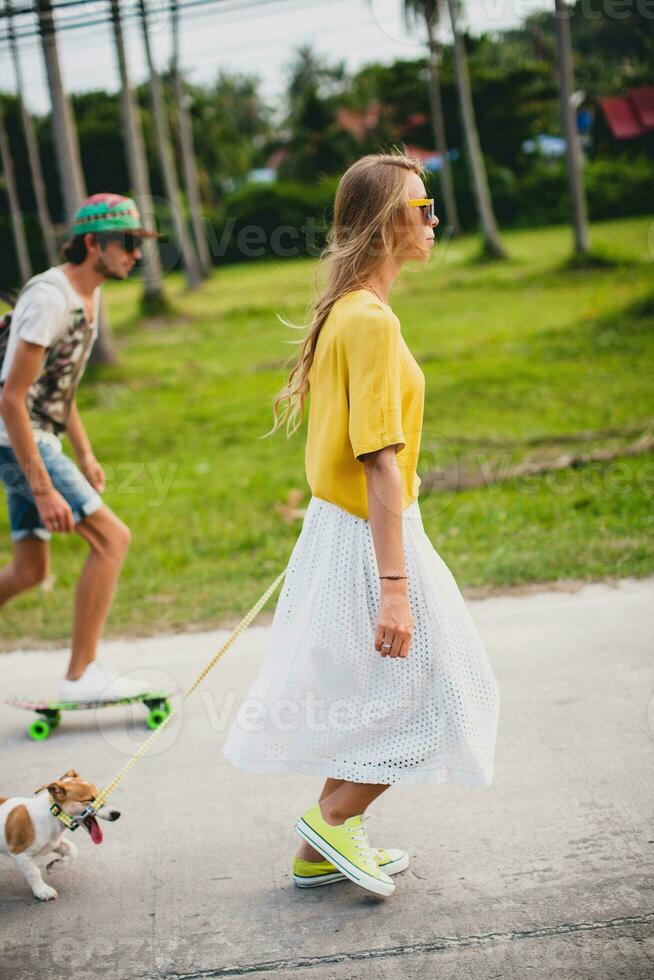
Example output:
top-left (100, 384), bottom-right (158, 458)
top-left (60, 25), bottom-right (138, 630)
top-left (51, 566), bottom-right (287, 827)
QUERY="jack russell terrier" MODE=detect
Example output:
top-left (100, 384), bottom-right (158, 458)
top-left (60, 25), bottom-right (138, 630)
top-left (0, 768), bottom-right (120, 901)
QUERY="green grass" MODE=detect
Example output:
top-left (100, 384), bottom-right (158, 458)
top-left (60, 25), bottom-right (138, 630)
top-left (1, 216), bottom-right (653, 648)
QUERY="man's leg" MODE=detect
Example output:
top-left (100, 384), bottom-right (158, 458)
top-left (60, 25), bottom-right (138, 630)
top-left (66, 505), bottom-right (131, 680)
top-left (0, 536), bottom-right (50, 606)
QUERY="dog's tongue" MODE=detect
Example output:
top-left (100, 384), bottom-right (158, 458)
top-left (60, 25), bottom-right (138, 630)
top-left (88, 816), bottom-right (103, 845)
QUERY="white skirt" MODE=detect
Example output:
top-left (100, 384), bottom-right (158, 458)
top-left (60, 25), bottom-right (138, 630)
top-left (223, 495), bottom-right (500, 786)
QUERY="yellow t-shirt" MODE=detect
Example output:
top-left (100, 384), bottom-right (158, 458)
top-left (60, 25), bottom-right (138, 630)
top-left (305, 289), bottom-right (425, 520)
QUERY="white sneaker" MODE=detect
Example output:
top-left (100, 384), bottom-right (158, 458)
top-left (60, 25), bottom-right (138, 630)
top-left (59, 661), bottom-right (152, 704)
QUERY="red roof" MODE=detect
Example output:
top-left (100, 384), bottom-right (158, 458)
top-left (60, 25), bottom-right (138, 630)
top-left (630, 86), bottom-right (654, 129)
top-left (336, 101), bottom-right (381, 140)
top-left (599, 86), bottom-right (654, 139)
top-left (404, 112), bottom-right (428, 129)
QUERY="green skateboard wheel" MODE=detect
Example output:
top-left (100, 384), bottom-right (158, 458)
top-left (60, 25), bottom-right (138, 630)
top-left (163, 700), bottom-right (172, 716)
top-left (147, 707), bottom-right (167, 730)
top-left (29, 719), bottom-right (51, 741)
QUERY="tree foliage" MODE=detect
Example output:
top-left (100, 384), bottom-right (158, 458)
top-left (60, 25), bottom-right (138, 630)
top-left (1, 6), bottom-right (651, 284)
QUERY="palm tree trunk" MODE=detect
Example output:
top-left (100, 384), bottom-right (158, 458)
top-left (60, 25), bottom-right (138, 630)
top-left (138, 0), bottom-right (201, 289)
top-left (553, 0), bottom-right (590, 256)
top-left (37, 0), bottom-right (117, 365)
top-left (445, 0), bottom-right (507, 259)
top-left (0, 102), bottom-right (32, 283)
top-left (425, 13), bottom-right (460, 236)
top-left (6, 0), bottom-right (57, 266)
top-left (110, 0), bottom-right (164, 303)
top-left (36, 0), bottom-right (85, 220)
top-left (170, 0), bottom-right (211, 277)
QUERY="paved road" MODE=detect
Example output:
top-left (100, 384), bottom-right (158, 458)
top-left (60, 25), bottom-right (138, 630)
top-left (1, 577), bottom-right (653, 979)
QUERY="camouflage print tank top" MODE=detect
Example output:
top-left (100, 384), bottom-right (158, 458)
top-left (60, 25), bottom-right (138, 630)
top-left (27, 303), bottom-right (96, 436)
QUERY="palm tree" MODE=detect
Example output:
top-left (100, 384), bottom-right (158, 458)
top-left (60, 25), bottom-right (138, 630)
top-left (5, 0), bottom-right (57, 266)
top-left (0, 99), bottom-right (32, 282)
top-left (37, 0), bottom-right (117, 364)
top-left (36, 0), bottom-right (84, 219)
top-left (553, 0), bottom-right (590, 256)
top-left (445, 0), bottom-right (507, 258)
top-left (404, 0), bottom-right (460, 236)
top-left (138, 0), bottom-right (201, 288)
top-left (109, 0), bottom-right (164, 304)
top-left (170, 0), bottom-right (211, 277)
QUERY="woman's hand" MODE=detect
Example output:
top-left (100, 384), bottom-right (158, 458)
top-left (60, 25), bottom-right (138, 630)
top-left (375, 581), bottom-right (413, 658)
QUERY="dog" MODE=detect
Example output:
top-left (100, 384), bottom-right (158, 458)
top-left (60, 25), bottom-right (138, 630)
top-left (0, 768), bottom-right (120, 901)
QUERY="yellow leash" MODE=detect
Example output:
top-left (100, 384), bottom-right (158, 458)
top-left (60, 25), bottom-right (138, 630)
top-left (91, 566), bottom-right (287, 810)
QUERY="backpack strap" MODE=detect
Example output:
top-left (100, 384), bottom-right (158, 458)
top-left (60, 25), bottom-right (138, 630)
top-left (0, 270), bottom-right (73, 382)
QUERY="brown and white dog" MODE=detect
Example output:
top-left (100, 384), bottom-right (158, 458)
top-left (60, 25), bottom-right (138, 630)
top-left (0, 768), bottom-right (120, 901)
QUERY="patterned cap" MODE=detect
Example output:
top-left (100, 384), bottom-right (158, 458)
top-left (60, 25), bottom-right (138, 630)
top-left (71, 193), bottom-right (160, 237)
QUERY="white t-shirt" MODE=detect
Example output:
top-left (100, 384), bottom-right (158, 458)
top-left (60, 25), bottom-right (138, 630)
top-left (0, 267), bottom-right (99, 448)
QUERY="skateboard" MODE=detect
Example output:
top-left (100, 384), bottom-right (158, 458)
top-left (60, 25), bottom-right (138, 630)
top-left (4, 692), bottom-right (174, 741)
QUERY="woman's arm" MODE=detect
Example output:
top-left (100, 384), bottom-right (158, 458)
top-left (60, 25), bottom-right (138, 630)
top-left (362, 444), bottom-right (414, 658)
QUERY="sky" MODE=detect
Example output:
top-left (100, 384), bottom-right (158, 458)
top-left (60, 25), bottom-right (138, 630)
top-left (0, 0), bottom-right (551, 117)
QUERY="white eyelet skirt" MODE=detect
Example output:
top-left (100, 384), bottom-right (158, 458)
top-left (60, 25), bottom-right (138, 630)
top-left (222, 495), bottom-right (500, 786)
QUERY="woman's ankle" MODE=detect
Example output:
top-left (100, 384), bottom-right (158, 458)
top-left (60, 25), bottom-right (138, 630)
top-left (319, 799), bottom-right (359, 827)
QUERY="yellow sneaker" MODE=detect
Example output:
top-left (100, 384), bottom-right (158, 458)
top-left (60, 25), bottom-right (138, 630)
top-left (292, 846), bottom-right (409, 888)
top-left (294, 804), bottom-right (396, 897)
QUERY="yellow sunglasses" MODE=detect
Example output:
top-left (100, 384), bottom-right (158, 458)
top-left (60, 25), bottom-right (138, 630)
top-left (407, 198), bottom-right (435, 223)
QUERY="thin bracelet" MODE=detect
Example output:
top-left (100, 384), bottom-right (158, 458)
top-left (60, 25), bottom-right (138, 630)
top-left (379, 574), bottom-right (407, 580)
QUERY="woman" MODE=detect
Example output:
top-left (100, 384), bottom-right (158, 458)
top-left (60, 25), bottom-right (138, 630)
top-left (223, 152), bottom-right (500, 898)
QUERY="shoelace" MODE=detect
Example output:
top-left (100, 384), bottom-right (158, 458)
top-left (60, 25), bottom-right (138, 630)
top-left (347, 815), bottom-right (377, 871)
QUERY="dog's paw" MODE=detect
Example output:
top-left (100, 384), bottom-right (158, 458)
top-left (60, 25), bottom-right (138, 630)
top-left (33, 883), bottom-right (58, 901)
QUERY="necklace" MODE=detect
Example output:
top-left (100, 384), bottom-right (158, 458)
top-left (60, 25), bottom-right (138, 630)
top-left (362, 282), bottom-right (387, 306)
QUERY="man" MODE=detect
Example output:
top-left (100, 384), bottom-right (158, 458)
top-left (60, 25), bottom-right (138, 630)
top-left (0, 193), bottom-right (158, 702)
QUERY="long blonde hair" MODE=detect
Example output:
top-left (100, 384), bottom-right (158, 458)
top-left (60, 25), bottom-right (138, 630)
top-left (262, 150), bottom-right (424, 441)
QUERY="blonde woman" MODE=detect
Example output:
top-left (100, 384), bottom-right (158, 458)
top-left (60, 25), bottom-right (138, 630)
top-left (223, 152), bottom-right (500, 898)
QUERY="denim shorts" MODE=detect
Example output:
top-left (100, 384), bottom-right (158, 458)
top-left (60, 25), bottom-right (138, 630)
top-left (0, 440), bottom-right (103, 542)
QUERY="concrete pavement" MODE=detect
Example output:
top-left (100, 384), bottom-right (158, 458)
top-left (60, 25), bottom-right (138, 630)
top-left (1, 576), bottom-right (653, 979)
